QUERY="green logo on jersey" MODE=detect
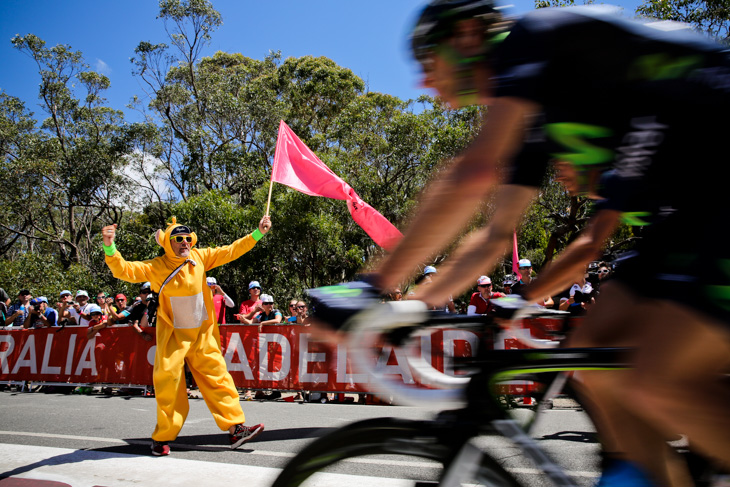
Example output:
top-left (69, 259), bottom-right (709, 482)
top-left (545, 123), bottom-right (614, 166)
top-left (705, 259), bottom-right (730, 311)
top-left (620, 211), bottom-right (652, 226)
top-left (316, 285), bottom-right (363, 298)
top-left (629, 54), bottom-right (702, 81)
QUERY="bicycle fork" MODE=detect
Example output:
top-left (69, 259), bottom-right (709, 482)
top-left (439, 418), bottom-right (580, 487)
top-left (493, 419), bottom-right (579, 487)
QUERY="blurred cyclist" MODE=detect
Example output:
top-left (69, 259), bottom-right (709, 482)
top-left (312, 1), bottom-right (730, 485)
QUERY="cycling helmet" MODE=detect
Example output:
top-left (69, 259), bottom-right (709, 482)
top-left (410, 0), bottom-right (501, 64)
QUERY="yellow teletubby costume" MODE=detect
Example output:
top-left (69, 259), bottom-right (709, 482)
top-left (104, 217), bottom-right (261, 442)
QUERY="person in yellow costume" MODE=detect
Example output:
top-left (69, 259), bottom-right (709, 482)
top-left (101, 215), bottom-right (271, 456)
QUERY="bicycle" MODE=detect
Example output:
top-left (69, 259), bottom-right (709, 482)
top-left (271, 301), bottom-right (633, 487)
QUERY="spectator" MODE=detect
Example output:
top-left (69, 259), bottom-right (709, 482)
top-left (109, 289), bottom-right (147, 326)
top-left (415, 266), bottom-right (456, 313)
top-left (68, 290), bottom-right (92, 326)
top-left (94, 292), bottom-right (114, 321)
top-left (102, 215), bottom-right (269, 454)
top-left (253, 294), bottom-right (282, 329)
top-left (207, 277), bottom-right (235, 324)
top-left (387, 288), bottom-right (403, 301)
top-left (85, 304), bottom-right (108, 339)
top-left (295, 301), bottom-right (311, 325)
top-left (510, 259), bottom-right (534, 296)
top-left (0, 288), bottom-right (9, 325)
top-left (502, 277), bottom-right (515, 295)
top-left (466, 276), bottom-right (505, 315)
top-left (285, 299), bottom-right (299, 323)
top-left (5, 290), bottom-right (32, 328)
top-left (559, 281), bottom-right (595, 315)
top-left (511, 260), bottom-right (553, 307)
top-left (108, 293), bottom-right (129, 323)
top-left (56, 290), bottom-right (75, 326)
top-left (234, 281), bottom-right (263, 324)
top-left (23, 297), bottom-right (58, 328)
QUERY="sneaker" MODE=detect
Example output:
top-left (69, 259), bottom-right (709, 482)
top-left (229, 423), bottom-right (264, 449)
top-left (151, 440), bottom-right (170, 456)
top-left (242, 391), bottom-right (254, 401)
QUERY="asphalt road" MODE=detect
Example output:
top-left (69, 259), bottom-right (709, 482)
top-left (0, 390), bottom-right (601, 487)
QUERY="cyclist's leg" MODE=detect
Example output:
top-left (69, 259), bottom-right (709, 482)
top-left (627, 300), bottom-right (730, 469)
top-left (568, 284), bottom-right (689, 486)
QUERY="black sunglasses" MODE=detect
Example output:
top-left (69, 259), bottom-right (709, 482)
top-left (171, 236), bottom-right (193, 243)
top-left (297, 305), bottom-right (306, 309)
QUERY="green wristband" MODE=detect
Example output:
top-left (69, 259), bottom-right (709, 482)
top-left (103, 242), bottom-right (117, 257)
top-left (252, 228), bottom-right (264, 241)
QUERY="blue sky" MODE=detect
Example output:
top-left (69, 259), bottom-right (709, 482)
top-left (1, 0), bottom-right (643, 123)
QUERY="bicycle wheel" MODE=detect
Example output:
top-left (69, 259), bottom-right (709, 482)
top-left (272, 417), bottom-right (521, 487)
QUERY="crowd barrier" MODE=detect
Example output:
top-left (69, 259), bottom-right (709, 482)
top-left (0, 319), bottom-right (576, 394)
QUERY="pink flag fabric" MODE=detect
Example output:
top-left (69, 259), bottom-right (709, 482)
top-left (272, 120), bottom-right (402, 250)
top-left (512, 231), bottom-right (522, 281)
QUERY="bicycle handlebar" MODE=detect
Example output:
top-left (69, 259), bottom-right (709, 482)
top-left (346, 300), bottom-right (568, 408)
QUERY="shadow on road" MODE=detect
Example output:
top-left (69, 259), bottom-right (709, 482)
top-left (540, 431), bottom-right (598, 443)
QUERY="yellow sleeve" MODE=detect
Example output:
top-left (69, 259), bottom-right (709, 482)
top-left (105, 251), bottom-right (155, 284)
top-left (199, 234), bottom-right (258, 271)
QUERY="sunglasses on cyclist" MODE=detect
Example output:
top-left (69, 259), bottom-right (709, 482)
top-left (598, 269), bottom-right (610, 274)
top-left (171, 236), bottom-right (193, 243)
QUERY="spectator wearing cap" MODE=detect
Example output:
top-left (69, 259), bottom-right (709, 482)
top-left (511, 260), bottom-right (554, 307)
top-left (234, 280), bottom-right (263, 324)
top-left (85, 304), bottom-right (109, 339)
top-left (467, 276), bottom-right (506, 315)
top-left (207, 277), bottom-right (235, 324)
top-left (502, 277), bottom-right (515, 295)
top-left (23, 297), bottom-right (58, 328)
top-left (4, 289), bottom-right (32, 328)
top-left (109, 289), bottom-right (147, 326)
top-left (252, 294), bottom-right (283, 329)
top-left (68, 290), bottom-right (93, 326)
top-left (55, 290), bottom-right (75, 325)
top-left (415, 266), bottom-right (456, 313)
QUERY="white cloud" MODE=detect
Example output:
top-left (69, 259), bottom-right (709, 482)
top-left (95, 58), bottom-right (112, 76)
top-left (114, 150), bottom-right (177, 211)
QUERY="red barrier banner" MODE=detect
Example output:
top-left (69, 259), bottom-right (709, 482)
top-left (0, 320), bottom-right (572, 392)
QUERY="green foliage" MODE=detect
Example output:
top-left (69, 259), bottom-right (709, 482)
top-left (2, 0), bottom-right (641, 310)
top-left (636, 0), bottom-right (730, 43)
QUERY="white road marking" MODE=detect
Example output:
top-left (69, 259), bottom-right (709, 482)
top-left (0, 430), bottom-right (600, 481)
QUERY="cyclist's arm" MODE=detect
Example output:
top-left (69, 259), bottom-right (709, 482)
top-left (522, 209), bottom-right (622, 302)
top-left (375, 97), bottom-right (540, 291)
top-left (413, 184), bottom-right (538, 305)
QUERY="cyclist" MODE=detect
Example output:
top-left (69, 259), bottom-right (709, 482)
top-left (311, 1), bottom-right (730, 485)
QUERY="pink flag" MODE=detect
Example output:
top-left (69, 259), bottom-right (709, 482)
top-left (512, 231), bottom-right (522, 281)
top-left (272, 120), bottom-right (402, 250)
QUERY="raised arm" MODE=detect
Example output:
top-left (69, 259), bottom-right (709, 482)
top-left (375, 97), bottom-right (539, 292)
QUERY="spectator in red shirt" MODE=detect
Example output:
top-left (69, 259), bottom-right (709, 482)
top-left (207, 277), bottom-right (234, 324)
top-left (234, 280), bottom-right (262, 324)
top-left (466, 276), bottom-right (505, 315)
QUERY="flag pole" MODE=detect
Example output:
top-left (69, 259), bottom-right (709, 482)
top-left (265, 177), bottom-right (274, 217)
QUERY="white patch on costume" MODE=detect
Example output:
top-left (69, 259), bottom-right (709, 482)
top-left (170, 292), bottom-right (206, 329)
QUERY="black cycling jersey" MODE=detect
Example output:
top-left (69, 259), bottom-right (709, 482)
top-left (498, 6), bottom-right (730, 225)
top-left (494, 6), bottom-right (730, 324)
